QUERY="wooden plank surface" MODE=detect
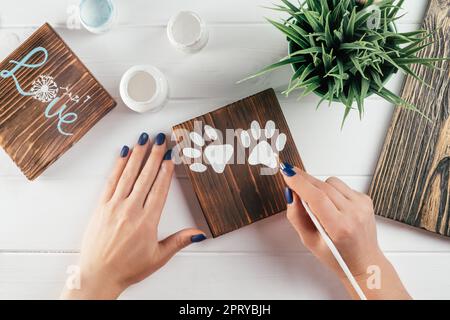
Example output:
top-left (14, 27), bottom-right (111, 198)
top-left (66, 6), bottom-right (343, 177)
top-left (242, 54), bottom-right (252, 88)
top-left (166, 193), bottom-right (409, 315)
top-left (0, 23), bottom-right (116, 180)
top-left (0, 0), bottom-right (429, 27)
top-left (173, 89), bottom-right (304, 237)
top-left (1, 252), bottom-right (450, 300)
top-left (370, 0), bottom-right (450, 236)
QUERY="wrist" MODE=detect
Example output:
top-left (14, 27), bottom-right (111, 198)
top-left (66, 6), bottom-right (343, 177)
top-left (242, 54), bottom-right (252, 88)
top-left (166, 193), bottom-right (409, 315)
top-left (336, 246), bottom-right (386, 281)
top-left (60, 267), bottom-right (125, 300)
top-left (339, 250), bottom-right (411, 300)
top-left (338, 248), bottom-right (384, 295)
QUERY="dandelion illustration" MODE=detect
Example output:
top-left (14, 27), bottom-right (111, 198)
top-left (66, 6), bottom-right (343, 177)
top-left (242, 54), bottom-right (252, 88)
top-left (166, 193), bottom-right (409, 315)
top-left (30, 75), bottom-right (59, 102)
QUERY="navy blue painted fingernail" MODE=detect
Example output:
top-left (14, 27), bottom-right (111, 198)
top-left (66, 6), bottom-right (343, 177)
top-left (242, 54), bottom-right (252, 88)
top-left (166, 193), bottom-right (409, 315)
top-left (138, 132), bottom-right (149, 145)
top-left (284, 187), bottom-right (293, 204)
top-left (155, 133), bottom-right (166, 145)
top-left (280, 162), bottom-right (296, 177)
top-left (283, 162), bottom-right (294, 169)
top-left (191, 234), bottom-right (207, 243)
top-left (120, 145), bottom-right (129, 158)
top-left (163, 149), bottom-right (172, 160)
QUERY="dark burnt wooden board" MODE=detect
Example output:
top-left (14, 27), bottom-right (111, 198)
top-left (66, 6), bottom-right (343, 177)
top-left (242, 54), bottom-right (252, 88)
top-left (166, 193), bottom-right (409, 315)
top-left (0, 23), bottom-right (116, 180)
top-left (369, 0), bottom-right (450, 236)
top-left (173, 89), bottom-right (304, 237)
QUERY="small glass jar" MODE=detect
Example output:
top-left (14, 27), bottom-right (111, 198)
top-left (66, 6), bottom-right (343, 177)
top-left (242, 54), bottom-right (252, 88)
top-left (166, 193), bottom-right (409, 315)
top-left (79, 0), bottom-right (117, 34)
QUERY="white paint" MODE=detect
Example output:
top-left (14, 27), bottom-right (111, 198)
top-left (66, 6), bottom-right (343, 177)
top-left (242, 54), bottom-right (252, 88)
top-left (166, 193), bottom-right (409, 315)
top-left (183, 120), bottom-right (285, 173)
top-left (204, 144), bottom-right (234, 173)
top-left (119, 65), bottom-right (169, 113)
top-left (241, 131), bottom-right (251, 148)
top-left (182, 127), bottom-right (233, 173)
top-left (265, 120), bottom-right (276, 138)
top-left (30, 75), bottom-right (59, 103)
top-left (189, 163), bottom-right (207, 173)
top-left (167, 11), bottom-right (209, 53)
top-left (0, 0), bottom-right (448, 300)
top-left (248, 140), bottom-right (278, 168)
top-left (250, 120), bottom-right (261, 140)
top-left (183, 147), bottom-right (201, 159)
top-left (244, 120), bottom-right (287, 169)
top-left (275, 133), bottom-right (287, 151)
top-left (204, 125), bottom-right (218, 141)
top-left (189, 132), bottom-right (205, 147)
top-left (127, 71), bottom-right (156, 102)
top-left (170, 12), bottom-right (201, 45)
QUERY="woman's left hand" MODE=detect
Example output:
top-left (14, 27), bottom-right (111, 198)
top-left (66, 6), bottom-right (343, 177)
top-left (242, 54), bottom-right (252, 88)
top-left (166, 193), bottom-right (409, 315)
top-left (61, 132), bottom-right (206, 300)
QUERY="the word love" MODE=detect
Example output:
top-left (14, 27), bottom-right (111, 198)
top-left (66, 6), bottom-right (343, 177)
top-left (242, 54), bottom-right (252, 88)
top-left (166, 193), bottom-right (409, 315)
top-left (0, 47), bottom-right (78, 136)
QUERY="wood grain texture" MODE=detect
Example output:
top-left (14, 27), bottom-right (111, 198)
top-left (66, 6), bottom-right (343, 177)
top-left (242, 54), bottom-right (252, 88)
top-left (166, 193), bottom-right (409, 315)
top-left (0, 23), bottom-right (116, 180)
top-left (369, 0), bottom-right (450, 236)
top-left (173, 89), bottom-right (304, 237)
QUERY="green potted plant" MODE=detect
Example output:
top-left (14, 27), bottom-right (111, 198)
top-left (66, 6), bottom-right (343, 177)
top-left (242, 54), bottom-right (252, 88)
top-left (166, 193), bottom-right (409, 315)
top-left (242, 0), bottom-right (446, 125)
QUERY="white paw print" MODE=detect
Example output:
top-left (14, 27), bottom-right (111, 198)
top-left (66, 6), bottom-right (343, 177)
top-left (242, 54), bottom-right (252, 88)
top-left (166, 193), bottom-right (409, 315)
top-left (240, 120), bottom-right (287, 169)
top-left (182, 120), bottom-right (287, 173)
top-left (183, 125), bottom-right (233, 174)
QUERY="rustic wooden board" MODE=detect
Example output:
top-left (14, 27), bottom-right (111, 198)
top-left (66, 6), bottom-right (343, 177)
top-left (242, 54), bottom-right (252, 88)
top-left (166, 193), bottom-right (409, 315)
top-left (369, 0), bottom-right (450, 236)
top-left (0, 23), bottom-right (116, 180)
top-left (173, 88), bottom-right (304, 237)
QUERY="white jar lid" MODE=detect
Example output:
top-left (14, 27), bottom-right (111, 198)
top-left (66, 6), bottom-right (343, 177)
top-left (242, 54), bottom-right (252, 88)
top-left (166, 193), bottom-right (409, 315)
top-left (119, 65), bottom-right (169, 113)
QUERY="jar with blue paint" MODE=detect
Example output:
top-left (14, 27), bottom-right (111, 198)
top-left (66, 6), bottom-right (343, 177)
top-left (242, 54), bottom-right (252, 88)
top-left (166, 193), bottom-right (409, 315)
top-left (79, 0), bottom-right (117, 34)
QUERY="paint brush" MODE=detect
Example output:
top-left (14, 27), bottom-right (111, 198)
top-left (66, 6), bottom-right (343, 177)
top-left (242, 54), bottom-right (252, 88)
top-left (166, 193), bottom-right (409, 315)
top-left (280, 164), bottom-right (367, 300)
top-left (300, 200), bottom-right (367, 300)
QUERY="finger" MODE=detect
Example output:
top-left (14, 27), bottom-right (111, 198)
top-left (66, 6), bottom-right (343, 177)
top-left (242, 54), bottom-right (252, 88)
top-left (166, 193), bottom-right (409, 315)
top-left (100, 145), bottom-right (131, 203)
top-left (130, 133), bottom-right (167, 205)
top-left (144, 150), bottom-right (174, 223)
top-left (158, 228), bottom-right (206, 264)
top-left (325, 176), bottom-right (358, 200)
top-left (113, 132), bottom-right (150, 201)
top-left (285, 188), bottom-right (320, 246)
top-left (280, 163), bottom-right (341, 235)
top-left (301, 173), bottom-right (349, 210)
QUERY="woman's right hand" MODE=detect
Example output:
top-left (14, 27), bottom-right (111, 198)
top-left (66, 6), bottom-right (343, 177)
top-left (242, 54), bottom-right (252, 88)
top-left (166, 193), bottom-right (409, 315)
top-left (280, 162), bottom-right (411, 300)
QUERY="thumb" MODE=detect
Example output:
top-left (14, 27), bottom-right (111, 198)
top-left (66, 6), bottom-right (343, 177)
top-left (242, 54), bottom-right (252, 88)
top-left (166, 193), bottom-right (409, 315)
top-left (159, 228), bottom-right (207, 262)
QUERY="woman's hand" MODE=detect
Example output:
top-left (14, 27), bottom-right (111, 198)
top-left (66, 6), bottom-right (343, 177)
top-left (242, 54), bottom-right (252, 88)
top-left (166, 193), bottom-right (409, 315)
top-left (61, 132), bottom-right (206, 300)
top-left (280, 162), bottom-right (410, 300)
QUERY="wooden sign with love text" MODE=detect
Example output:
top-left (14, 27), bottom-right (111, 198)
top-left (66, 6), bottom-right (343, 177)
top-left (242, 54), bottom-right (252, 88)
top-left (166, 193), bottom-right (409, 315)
top-left (0, 23), bottom-right (116, 180)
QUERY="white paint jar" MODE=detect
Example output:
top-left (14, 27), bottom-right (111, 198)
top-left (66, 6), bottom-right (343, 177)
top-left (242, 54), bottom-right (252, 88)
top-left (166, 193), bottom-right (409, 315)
top-left (119, 65), bottom-right (169, 113)
top-left (79, 0), bottom-right (117, 34)
top-left (167, 11), bottom-right (209, 53)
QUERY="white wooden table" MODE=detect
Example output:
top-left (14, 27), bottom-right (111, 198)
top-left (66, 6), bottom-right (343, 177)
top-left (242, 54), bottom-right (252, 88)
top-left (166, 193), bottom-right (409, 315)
top-left (0, 0), bottom-right (449, 300)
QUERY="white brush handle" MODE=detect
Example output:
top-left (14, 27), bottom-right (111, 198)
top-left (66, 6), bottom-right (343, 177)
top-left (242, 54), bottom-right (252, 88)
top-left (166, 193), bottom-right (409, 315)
top-left (301, 200), bottom-right (367, 300)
